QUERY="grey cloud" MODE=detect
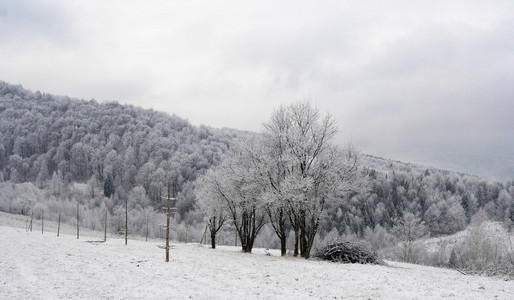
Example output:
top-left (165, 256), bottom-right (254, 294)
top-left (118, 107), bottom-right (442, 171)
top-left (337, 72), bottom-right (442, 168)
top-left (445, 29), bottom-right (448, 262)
top-left (1, 0), bottom-right (512, 180)
top-left (226, 12), bottom-right (357, 90)
top-left (0, 0), bottom-right (74, 45)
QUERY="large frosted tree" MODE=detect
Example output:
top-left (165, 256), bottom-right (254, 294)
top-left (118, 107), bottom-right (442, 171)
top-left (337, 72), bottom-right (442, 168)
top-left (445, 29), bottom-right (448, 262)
top-left (261, 103), bottom-right (368, 258)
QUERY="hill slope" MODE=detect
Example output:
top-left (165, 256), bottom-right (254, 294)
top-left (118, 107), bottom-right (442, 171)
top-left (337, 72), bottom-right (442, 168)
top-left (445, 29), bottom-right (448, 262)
top-left (0, 81), bottom-right (244, 213)
top-left (1, 224), bottom-right (513, 299)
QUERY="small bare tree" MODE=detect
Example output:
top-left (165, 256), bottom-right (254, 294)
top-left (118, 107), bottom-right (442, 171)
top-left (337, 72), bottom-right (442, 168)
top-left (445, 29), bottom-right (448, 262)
top-left (196, 143), bottom-right (267, 253)
top-left (391, 212), bottom-right (428, 263)
top-left (196, 173), bottom-right (228, 249)
top-left (451, 211), bottom-right (502, 272)
top-left (505, 233), bottom-right (514, 271)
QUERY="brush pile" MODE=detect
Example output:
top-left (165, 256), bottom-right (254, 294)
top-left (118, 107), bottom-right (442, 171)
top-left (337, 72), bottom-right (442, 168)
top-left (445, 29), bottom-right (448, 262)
top-left (314, 239), bottom-right (384, 265)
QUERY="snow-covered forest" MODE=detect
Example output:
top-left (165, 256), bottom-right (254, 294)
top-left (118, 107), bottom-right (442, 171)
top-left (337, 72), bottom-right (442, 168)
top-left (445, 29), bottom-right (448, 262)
top-left (1, 81), bottom-right (513, 274)
top-left (0, 81), bottom-right (243, 236)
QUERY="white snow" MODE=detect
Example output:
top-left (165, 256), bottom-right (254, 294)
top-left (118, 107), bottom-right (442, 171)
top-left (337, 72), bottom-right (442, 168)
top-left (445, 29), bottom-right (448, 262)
top-left (1, 224), bottom-right (513, 299)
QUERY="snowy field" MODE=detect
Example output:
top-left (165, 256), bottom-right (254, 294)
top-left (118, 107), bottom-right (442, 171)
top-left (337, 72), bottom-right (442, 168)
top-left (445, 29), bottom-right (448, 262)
top-left (1, 225), bottom-right (513, 299)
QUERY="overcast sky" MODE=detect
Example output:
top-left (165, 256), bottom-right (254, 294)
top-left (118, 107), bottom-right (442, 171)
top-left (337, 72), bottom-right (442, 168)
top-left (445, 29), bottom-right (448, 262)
top-left (1, 0), bottom-right (513, 179)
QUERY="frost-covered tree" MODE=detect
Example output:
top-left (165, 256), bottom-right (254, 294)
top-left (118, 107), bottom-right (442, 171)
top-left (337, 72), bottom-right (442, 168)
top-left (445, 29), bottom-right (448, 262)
top-left (260, 103), bottom-right (368, 258)
top-left (104, 174), bottom-right (114, 198)
top-left (363, 224), bottom-right (395, 254)
top-left (425, 195), bottom-right (466, 234)
top-left (450, 210), bottom-right (507, 272)
top-left (111, 205), bottom-right (126, 235)
top-left (71, 143), bottom-right (91, 181)
top-left (391, 212), bottom-right (428, 263)
top-left (496, 190), bottom-right (514, 223)
top-left (86, 175), bottom-right (98, 199)
top-left (196, 171), bottom-right (228, 249)
top-left (50, 171), bottom-right (65, 197)
top-left (128, 186), bottom-right (149, 210)
top-left (0, 182), bottom-right (15, 213)
top-left (196, 139), bottom-right (267, 253)
top-left (36, 156), bottom-right (50, 187)
top-left (122, 146), bottom-right (137, 187)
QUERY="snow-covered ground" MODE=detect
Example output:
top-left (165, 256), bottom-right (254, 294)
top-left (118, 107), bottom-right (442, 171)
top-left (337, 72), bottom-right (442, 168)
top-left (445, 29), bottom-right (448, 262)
top-left (1, 225), bottom-right (513, 299)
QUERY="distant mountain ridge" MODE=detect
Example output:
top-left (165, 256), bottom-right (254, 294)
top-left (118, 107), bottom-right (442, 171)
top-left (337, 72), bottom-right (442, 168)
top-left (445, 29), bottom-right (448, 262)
top-left (382, 148), bottom-right (514, 182)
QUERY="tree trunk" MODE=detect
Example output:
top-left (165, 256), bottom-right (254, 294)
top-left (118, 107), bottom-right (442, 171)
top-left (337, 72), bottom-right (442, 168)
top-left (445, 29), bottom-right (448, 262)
top-left (238, 211), bottom-right (253, 253)
top-left (301, 230), bottom-right (311, 259)
top-left (300, 230), bottom-right (308, 258)
top-left (210, 231), bottom-right (216, 249)
top-left (300, 210), bottom-right (308, 258)
top-left (280, 234), bottom-right (287, 256)
top-left (267, 207), bottom-right (287, 256)
top-left (294, 230), bottom-right (299, 256)
top-left (300, 215), bottom-right (319, 259)
top-left (289, 213), bottom-right (300, 257)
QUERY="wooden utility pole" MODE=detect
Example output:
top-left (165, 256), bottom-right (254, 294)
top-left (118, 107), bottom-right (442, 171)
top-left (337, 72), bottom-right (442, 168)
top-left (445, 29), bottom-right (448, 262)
top-left (57, 209), bottom-right (61, 237)
top-left (41, 213), bottom-right (44, 234)
top-left (76, 200), bottom-right (80, 239)
top-left (145, 210), bottom-right (149, 242)
top-left (158, 181), bottom-right (177, 262)
top-left (104, 209), bottom-right (107, 242)
top-left (166, 182), bottom-right (171, 262)
top-left (125, 197), bottom-right (128, 245)
top-left (30, 210), bottom-right (33, 232)
top-left (159, 182), bottom-right (178, 262)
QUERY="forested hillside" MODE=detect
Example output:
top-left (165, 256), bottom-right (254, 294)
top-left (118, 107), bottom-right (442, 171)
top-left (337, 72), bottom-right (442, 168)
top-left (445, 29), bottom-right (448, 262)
top-left (0, 81), bottom-right (512, 248)
top-left (331, 155), bottom-right (513, 236)
top-left (0, 81), bottom-right (244, 235)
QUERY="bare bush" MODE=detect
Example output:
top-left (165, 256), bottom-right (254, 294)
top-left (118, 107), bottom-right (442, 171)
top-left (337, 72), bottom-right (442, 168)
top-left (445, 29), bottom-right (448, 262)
top-left (502, 232), bottom-right (514, 274)
top-left (390, 213), bottom-right (428, 263)
top-left (363, 224), bottom-right (395, 255)
top-left (449, 211), bottom-right (513, 276)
